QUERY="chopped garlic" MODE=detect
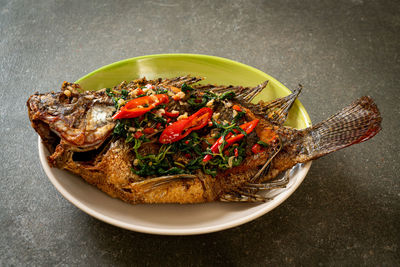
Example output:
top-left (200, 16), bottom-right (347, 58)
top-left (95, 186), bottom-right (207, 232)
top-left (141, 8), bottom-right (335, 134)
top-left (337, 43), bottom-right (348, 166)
top-left (155, 108), bottom-right (165, 117)
top-left (206, 99), bottom-right (215, 107)
top-left (173, 91), bottom-right (185, 100)
top-left (63, 89), bottom-right (71, 97)
top-left (228, 156), bottom-right (235, 168)
top-left (212, 112), bottom-right (220, 120)
top-left (223, 101), bottom-right (232, 108)
top-left (232, 110), bottom-right (238, 117)
top-left (177, 112), bottom-right (188, 121)
top-left (133, 159), bottom-right (140, 166)
top-left (118, 99), bottom-right (125, 106)
top-left (129, 89), bottom-right (138, 97)
top-left (145, 84), bottom-right (154, 90)
top-left (128, 127), bottom-right (136, 132)
top-left (150, 95), bottom-right (159, 103)
top-left (170, 110), bottom-right (179, 114)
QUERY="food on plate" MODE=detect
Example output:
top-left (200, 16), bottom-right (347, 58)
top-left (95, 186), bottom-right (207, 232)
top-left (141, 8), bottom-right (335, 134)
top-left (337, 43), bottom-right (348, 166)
top-left (27, 76), bottom-right (382, 203)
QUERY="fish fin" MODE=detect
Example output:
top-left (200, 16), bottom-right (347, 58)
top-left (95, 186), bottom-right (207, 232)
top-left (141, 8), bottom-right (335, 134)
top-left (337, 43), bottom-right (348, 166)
top-left (201, 81), bottom-right (300, 126)
top-left (235, 80), bottom-right (269, 102)
top-left (220, 190), bottom-right (269, 202)
top-left (195, 80), bottom-right (269, 103)
top-left (220, 145), bottom-right (284, 203)
top-left (262, 85), bottom-right (302, 125)
top-left (245, 85), bottom-right (302, 125)
top-left (244, 172), bottom-right (290, 190)
top-left (134, 174), bottom-right (197, 193)
top-left (193, 84), bottom-right (235, 91)
top-left (223, 157), bottom-right (290, 203)
top-left (159, 76), bottom-right (203, 87)
top-left (249, 142), bottom-right (282, 183)
top-left (301, 96), bottom-right (382, 159)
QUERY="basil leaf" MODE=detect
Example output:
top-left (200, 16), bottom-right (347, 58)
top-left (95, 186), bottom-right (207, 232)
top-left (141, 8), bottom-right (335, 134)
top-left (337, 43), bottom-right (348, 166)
top-left (219, 91), bottom-right (235, 100)
top-left (257, 141), bottom-right (269, 147)
top-left (121, 89), bottom-right (129, 99)
top-left (181, 83), bottom-right (194, 93)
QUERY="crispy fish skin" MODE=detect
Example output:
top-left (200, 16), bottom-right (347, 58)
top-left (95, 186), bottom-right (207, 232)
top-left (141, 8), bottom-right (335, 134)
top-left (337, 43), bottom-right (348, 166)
top-left (27, 77), bottom-right (382, 204)
top-left (41, 135), bottom-right (275, 204)
top-left (27, 77), bottom-right (284, 203)
top-left (32, 116), bottom-right (280, 204)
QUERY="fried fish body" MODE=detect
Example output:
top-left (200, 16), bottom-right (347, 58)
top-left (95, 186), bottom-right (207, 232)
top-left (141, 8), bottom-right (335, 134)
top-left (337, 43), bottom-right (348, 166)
top-left (27, 76), bottom-right (381, 203)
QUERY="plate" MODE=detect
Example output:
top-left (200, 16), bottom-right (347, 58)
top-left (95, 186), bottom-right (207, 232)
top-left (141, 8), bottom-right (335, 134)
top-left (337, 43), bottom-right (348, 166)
top-left (38, 54), bottom-right (312, 235)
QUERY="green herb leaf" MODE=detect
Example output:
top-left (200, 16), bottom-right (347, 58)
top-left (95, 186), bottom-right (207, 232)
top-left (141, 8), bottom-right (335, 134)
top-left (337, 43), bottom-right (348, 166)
top-left (181, 83), bottom-right (194, 93)
top-left (219, 91), bottom-right (235, 100)
top-left (113, 119), bottom-right (129, 137)
top-left (121, 89), bottom-right (129, 99)
top-left (203, 167), bottom-right (217, 177)
top-left (187, 97), bottom-right (207, 108)
top-left (257, 141), bottom-right (269, 147)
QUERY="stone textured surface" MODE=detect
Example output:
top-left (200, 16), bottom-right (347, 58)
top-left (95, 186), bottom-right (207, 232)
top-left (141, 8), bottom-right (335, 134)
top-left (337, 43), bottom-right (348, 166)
top-left (1, 0), bottom-right (399, 265)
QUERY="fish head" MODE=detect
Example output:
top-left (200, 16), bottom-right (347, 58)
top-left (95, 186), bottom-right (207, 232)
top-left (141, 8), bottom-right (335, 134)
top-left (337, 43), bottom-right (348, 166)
top-left (27, 82), bottom-right (116, 152)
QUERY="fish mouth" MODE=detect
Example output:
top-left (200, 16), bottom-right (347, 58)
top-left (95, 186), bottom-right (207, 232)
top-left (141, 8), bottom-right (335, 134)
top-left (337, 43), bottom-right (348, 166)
top-left (27, 95), bottom-right (61, 154)
top-left (71, 136), bottom-right (113, 166)
top-left (32, 117), bottom-right (62, 154)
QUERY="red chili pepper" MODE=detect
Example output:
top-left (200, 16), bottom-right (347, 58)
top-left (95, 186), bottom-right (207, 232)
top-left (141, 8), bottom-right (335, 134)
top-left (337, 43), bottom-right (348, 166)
top-left (112, 94), bottom-right (169, 119)
top-left (143, 127), bottom-right (155, 134)
top-left (203, 119), bottom-right (259, 162)
top-left (136, 88), bottom-right (145, 96)
top-left (159, 107), bottom-right (213, 144)
top-left (145, 84), bottom-right (154, 89)
top-left (234, 148), bottom-right (239, 157)
top-left (134, 131), bottom-right (143, 139)
top-left (156, 122), bottom-right (162, 129)
top-left (164, 111), bottom-right (180, 118)
top-left (232, 105), bottom-right (242, 112)
top-left (251, 143), bottom-right (265, 154)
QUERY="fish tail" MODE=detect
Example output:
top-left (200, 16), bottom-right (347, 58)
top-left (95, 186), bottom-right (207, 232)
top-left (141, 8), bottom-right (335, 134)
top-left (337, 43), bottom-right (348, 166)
top-left (302, 96), bottom-right (382, 159)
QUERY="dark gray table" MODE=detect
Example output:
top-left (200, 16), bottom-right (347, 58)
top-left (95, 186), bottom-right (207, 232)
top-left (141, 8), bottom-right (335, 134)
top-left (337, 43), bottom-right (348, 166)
top-left (1, 0), bottom-right (399, 265)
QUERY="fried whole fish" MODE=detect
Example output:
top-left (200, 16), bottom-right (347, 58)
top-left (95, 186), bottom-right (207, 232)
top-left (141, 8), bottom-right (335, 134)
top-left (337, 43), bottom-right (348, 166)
top-left (27, 76), bottom-right (382, 203)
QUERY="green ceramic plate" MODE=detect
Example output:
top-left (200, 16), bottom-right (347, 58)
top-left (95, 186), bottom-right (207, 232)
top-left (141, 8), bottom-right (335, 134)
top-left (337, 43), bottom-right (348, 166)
top-left (39, 54), bottom-right (312, 235)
